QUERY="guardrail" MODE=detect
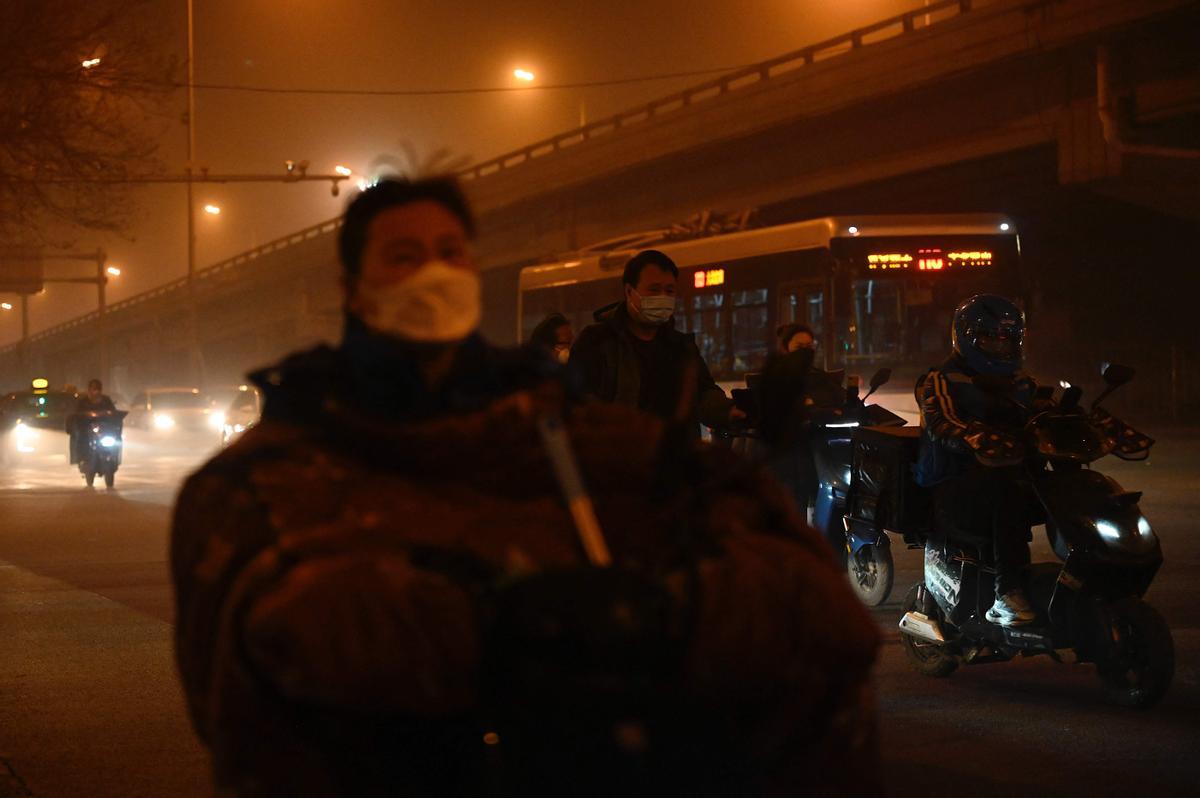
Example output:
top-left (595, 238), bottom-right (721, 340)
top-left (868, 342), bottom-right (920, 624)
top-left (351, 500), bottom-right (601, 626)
top-left (458, 0), bottom-right (979, 181)
top-left (0, 216), bottom-right (342, 353)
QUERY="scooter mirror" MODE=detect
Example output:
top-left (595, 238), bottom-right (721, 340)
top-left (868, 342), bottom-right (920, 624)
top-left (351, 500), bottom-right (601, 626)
top-left (869, 368), bottom-right (892, 391)
top-left (1101, 363), bottom-right (1135, 386)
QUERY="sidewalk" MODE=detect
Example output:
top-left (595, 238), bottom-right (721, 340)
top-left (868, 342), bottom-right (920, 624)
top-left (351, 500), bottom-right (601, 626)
top-left (0, 561), bottom-right (210, 798)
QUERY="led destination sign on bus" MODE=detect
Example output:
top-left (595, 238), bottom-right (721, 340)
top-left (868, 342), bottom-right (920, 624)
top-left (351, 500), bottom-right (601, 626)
top-left (867, 248), bottom-right (993, 272)
top-left (694, 268), bottom-right (726, 288)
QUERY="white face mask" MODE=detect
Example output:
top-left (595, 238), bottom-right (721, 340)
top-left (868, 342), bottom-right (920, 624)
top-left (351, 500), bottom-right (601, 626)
top-left (352, 260), bottom-right (481, 343)
top-left (632, 291), bottom-right (675, 325)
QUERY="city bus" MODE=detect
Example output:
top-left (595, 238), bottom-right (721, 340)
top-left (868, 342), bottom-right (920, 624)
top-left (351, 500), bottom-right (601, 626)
top-left (517, 213), bottom-right (1023, 422)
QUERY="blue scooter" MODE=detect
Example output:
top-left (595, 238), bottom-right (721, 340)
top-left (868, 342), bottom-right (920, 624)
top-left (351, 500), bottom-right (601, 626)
top-left (808, 368), bottom-right (907, 606)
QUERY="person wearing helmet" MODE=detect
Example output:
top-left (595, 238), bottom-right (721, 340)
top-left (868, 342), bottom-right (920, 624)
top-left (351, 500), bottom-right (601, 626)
top-left (914, 294), bottom-right (1042, 626)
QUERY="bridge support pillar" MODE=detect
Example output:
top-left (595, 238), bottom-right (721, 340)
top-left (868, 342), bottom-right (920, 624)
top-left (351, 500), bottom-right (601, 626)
top-left (1057, 97), bottom-right (1123, 185)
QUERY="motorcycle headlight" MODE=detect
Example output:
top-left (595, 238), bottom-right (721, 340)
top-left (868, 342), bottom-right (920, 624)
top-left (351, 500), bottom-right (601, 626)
top-left (153, 413), bottom-right (175, 430)
top-left (100, 435), bottom-right (119, 448)
top-left (208, 411), bottom-right (226, 430)
top-left (1136, 516), bottom-right (1154, 539)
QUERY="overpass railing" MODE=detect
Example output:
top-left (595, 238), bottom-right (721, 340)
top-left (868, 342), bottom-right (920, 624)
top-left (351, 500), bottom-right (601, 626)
top-left (0, 216), bottom-right (342, 354)
top-left (459, 0), bottom-right (980, 181)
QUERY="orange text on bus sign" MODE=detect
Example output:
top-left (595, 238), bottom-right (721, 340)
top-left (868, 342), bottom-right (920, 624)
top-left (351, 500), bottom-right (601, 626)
top-left (868, 250), bottom-right (993, 271)
top-left (867, 253), bottom-right (913, 271)
top-left (694, 268), bottom-right (726, 288)
top-left (947, 251), bottom-right (993, 265)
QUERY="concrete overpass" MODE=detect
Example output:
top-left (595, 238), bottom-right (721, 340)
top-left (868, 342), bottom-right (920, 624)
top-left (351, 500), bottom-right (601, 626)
top-left (2, 0), bottom-right (1197, 413)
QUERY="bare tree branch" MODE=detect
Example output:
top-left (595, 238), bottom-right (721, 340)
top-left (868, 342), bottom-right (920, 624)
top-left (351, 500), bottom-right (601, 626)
top-left (0, 0), bottom-right (177, 245)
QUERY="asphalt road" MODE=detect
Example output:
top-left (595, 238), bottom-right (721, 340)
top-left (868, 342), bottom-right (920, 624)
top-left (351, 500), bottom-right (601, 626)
top-left (0, 428), bottom-right (1196, 797)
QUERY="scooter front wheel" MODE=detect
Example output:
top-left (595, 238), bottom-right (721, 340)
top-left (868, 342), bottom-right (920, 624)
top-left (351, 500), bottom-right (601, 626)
top-left (847, 542), bottom-right (894, 607)
top-left (1097, 597), bottom-right (1174, 708)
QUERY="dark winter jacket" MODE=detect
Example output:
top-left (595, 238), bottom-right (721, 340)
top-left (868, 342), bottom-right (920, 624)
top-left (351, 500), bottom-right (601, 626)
top-left (568, 302), bottom-right (732, 435)
top-left (75, 394), bottom-right (117, 414)
top-left (914, 355), bottom-right (1037, 486)
top-left (171, 334), bottom-right (880, 797)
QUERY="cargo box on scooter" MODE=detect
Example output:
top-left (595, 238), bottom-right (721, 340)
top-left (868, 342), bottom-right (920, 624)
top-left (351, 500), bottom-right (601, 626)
top-left (846, 426), bottom-right (930, 544)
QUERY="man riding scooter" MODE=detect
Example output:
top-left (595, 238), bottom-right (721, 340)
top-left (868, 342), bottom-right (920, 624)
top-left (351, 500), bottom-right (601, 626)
top-left (915, 295), bottom-right (1048, 627)
top-left (69, 378), bottom-right (117, 465)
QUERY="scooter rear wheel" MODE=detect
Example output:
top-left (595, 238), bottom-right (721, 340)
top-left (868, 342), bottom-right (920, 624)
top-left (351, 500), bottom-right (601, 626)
top-left (1097, 597), bottom-right (1174, 708)
top-left (847, 543), bottom-right (894, 607)
top-left (899, 584), bottom-right (958, 678)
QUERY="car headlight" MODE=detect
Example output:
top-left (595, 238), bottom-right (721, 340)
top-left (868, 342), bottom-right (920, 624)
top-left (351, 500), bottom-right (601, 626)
top-left (100, 435), bottom-right (119, 448)
top-left (208, 411), bottom-right (226, 430)
top-left (14, 421), bottom-right (39, 452)
top-left (153, 413), bottom-right (175, 430)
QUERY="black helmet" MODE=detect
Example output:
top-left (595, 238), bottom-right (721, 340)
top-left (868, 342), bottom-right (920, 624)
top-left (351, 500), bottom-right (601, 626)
top-left (951, 294), bottom-right (1025, 376)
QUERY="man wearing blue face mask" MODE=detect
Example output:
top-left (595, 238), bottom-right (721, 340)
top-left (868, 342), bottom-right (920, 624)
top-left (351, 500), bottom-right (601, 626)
top-left (570, 249), bottom-right (742, 435)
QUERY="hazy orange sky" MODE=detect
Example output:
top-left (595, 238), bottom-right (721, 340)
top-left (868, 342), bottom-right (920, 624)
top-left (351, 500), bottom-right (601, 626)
top-left (1, 0), bottom-right (929, 345)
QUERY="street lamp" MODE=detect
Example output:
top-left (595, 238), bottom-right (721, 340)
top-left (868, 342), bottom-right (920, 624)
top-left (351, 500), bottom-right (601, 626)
top-left (334, 165), bottom-right (353, 177)
top-left (82, 58), bottom-right (101, 69)
top-left (106, 266), bottom-right (121, 277)
top-left (1, 302), bottom-right (12, 311)
top-left (513, 68), bottom-right (535, 82)
top-left (203, 204), bottom-right (221, 215)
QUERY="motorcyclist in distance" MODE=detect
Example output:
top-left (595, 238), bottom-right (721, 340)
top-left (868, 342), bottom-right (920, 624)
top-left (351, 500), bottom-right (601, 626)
top-left (69, 378), bottom-right (117, 464)
top-left (914, 295), bottom-right (1043, 626)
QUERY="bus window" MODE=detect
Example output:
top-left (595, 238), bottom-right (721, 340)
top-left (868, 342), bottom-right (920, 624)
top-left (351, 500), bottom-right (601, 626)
top-left (845, 279), bottom-right (903, 362)
top-left (681, 292), bottom-right (730, 375)
top-left (521, 277), bottom-right (620, 344)
top-left (732, 288), bottom-right (770, 373)
top-left (779, 284), bottom-right (824, 330)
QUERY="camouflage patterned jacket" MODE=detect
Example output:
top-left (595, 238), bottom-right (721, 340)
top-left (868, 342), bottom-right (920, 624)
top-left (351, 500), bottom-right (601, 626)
top-left (171, 344), bottom-right (880, 797)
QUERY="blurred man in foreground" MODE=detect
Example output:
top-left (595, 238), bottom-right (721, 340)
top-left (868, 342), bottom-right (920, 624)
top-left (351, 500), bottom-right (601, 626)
top-left (171, 177), bottom-right (880, 797)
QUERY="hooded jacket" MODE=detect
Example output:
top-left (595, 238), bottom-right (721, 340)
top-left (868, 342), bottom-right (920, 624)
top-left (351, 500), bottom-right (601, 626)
top-left (569, 302), bottom-right (732, 434)
top-left (171, 333), bottom-right (880, 797)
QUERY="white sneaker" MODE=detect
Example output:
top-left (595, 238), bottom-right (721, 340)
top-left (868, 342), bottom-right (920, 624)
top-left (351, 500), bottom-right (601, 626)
top-left (986, 590), bottom-right (1036, 626)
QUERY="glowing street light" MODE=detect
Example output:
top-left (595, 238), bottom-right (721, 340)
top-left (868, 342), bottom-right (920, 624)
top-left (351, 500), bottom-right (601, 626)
top-left (1, 302), bottom-right (12, 311)
top-left (82, 58), bottom-right (102, 69)
top-left (513, 68), bottom-right (535, 82)
top-left (203, 204), bottom-right (221, 215)
top-left (106, 266), bottom-right (122, 277)
top-left (334, 165), bottom-right (353, 177)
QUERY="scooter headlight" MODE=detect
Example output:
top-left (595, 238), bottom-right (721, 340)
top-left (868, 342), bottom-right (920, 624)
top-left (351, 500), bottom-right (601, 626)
top-left (99, 435), bottom-right (119, 448)
top-left (1093, 517), bottom-right (1155, 549)
top-left (153, 413), bottom-right (175, 430)
top-left (1094, 519), bottom-right (1123, 542)
top-left (208, 411), bottom-right (226, 430)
